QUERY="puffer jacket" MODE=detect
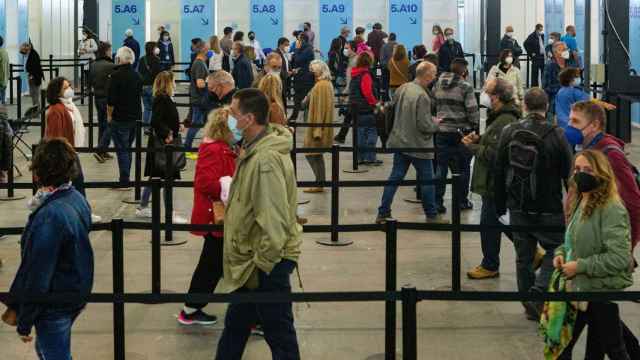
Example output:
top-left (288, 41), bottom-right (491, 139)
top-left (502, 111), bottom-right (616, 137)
top-left (219, 125), bottom-right (302, 293)
top-left (433, 72), bottom-right (480, 132)
top-left (486, 64), bottom-right (524, 102)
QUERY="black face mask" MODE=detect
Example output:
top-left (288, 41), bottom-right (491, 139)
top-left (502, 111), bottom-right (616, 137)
top-left (574, 172), bottom-right (600, 193)
top-left (249, 36), bottom-right (255, 41)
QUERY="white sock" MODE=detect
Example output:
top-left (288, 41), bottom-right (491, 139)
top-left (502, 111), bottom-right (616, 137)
top-left (183, 306), bottom-right (198, 315)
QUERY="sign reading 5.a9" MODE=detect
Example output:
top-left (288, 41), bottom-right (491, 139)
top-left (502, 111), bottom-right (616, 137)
top-left (114, 4), bottom-right (137, 13)
top-left (390, 3), bottom-right (418, 13)
top-left (322, 4), bottom-right (345, 13)
top-left (253, 4), bottom-right (276, 13)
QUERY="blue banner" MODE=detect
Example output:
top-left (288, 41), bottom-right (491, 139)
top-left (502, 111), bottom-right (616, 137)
top-left (250, 0), bottom-right (283, 51)
top-left (388, 0), bottom-right (422, 50)
top-left (631, 0), bottom-right (640, 124)
top-left (319, 0), bottom-right (352, 57)
top-left (0, 0), bottom-right (6, 40)
top-left (181, 0), bottom-right (214, 63)
top-left (112, 0), bottom-right (145, 50)
top-left (544, 0), bottom-right (564, 34)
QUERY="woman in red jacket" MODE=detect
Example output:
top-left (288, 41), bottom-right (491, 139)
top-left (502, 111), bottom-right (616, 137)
top-left (178, 107), bottom-right (237, 326)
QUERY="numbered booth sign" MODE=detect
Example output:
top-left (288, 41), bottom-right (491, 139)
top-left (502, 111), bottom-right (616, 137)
top-left (250, 0), bottom-right (283, 53)
top-left (181, 0), bottom-right (214, 64)
top-left (319, 0), bottom-right (353, 57)
top-left (112, 0), bottom-right (146, 48)
top-left (388, 0), bottom-right (422, 50)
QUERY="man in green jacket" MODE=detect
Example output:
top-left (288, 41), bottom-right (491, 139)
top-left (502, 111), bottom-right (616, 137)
top-left (216, 89), bottom-right (302, 359)
top-left (0, 36), bottom-right (9, 104)
top-left (464, 79), bottom-right (521, 280)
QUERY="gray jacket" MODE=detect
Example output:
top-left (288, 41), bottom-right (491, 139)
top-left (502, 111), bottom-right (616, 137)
top-left (433, 72), bottom-right (480, 132)
top-left (387, 81), bottom-right (439, 160)
top-left (89, 57), bottom-right (116, 98)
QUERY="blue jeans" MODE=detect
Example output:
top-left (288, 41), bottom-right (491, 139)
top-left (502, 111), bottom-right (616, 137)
top-left (216, 260), bottom-right (300, 360)
top-left (435, 132), bottom-right (472, 207)
top-left (356, 113), bottom-right (378, 163)
top-left (95, 97), bottom-right (111, 151)
top-left (142, 86), bottom-right (153, 125)
top-left (184, 107), bottom-right (205, 150)
top-left (0, 85), bottom-right (6, 104)
top-left (111, 122), bottom-right (136, 185)
top-left (34, 309), bottom-right (82, 360)
top-left (378, 153), bottom-right (438, 218)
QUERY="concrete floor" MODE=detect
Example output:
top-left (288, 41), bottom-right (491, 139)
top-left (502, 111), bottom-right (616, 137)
top-left (0, 95), bottom-right (639, 359)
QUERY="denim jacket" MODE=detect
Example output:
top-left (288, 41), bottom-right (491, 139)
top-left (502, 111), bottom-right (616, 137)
top-left (8, 187), bottom-right (94, 336)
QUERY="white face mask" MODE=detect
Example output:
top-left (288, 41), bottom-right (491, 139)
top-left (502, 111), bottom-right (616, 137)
top-left (446, 35), bottom-right (454, 41)
top-left (163, 36), bottom-right (170, 42)
top-left (82, 35), bottom-right (88, 41)
top-left (154, 48), bottom-right (160, 56)
top-left (561, 50), bottom-right (570, 59)
top-left (505, 57), bottom-right (514, 65)
top-left (548, 39), bottom-right (555, 45)
top-left (63, 88), bottom-right (74, 99)
top-left (506, 32), bottom-right (514, 38)
top-left (480, 92), bottom-right (492, 109)
top-left (343, 49), bottom-right (350, 57)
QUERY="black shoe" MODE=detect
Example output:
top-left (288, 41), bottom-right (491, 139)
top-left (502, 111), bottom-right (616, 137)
top-left (102, 152), bottom-right (114, 160)
top-left (177, 310), bottom-right (218, 326)
top-left (523, 301), bottom-right (542, 321)
top-left (437, 205), bottom-right (447, 214)
top-left (334, 136), bottom-right (345, 144)
top-left (370, 160), bottom-right (383, 166)
top-left (93, 153), bottom-right (105, 164)
top-left (460, 200), bottom-right (474, 211)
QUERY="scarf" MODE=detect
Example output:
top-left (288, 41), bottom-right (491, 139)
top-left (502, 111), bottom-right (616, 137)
top-left (60, 97), bottom-right (86, 148)
top-left (27, 182), bottom-right (72, 212)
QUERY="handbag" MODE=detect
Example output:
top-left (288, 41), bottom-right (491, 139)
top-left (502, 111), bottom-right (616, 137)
top-left (212, 201), bottom-right (225, 225)
top-left (152, 132), bottom-right (186, 175)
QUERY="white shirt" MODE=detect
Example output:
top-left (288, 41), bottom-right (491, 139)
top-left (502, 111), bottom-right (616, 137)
top-left (209, 51), bottom-right (223, 72)
top-left (60, 97), bottom-right (86, 148)
top-left (79, 38), bottom-right (98, 60)
top-left (249, 39), bottom-right (266, 61)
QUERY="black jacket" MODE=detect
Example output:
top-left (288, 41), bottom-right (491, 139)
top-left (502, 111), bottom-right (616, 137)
top-left (145, 94), bottom-right (180, 179)
top-left (274, 48), bottom-right (289, 85)
top-left (499, 36), bottom-right (523, 67)
top-left (292, 42), bottom-right (315, 89)
top-left (438, 41), bottom-right (465, 73)
top-left (89, 57), bottom-right (116, 98)
top-left (158, 41), bottom-right (175, 68)
top-left (25, 50), bottom-right (44, 86)
top-left (0, 117), bottom-right (11, 172)
top-left (107, 64), bottom-right (143, 123)
top-left (524, 31), bottom-right (545, 59)
top-left (494, 114), bottom-right (573, 215)
top-left (138, 55), bottom-right (162, 86)
top-left (232, 55), bottom-right (254, 90)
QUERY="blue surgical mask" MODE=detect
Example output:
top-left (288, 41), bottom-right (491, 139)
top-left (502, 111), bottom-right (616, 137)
top-left (207, 50), bottom-right (214, 58)
top-left (227, 115), bottom-right (243, 143)
top-left (565, 125), bottom-right (584, 147)
top-left (573, 78), bottom-right (582, 87)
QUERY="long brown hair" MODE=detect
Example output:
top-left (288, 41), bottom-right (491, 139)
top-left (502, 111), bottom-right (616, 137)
top-left (153, 71), bottom-right (175, 97)
top-left (569, 149), bottom-right (621, 220)
top-left (392, 44), bottom-right (408, 62)
top-left (257, 74), bottom-right (284, 113)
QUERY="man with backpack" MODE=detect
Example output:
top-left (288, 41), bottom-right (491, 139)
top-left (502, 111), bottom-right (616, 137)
top-left (494, 88), bottom-right (573, 320)
top-left (568, 101), bottom-right (640, 253)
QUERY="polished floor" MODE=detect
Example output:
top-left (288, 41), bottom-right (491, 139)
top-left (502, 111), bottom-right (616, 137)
top-left (0, 95), bottom-right (639, 359)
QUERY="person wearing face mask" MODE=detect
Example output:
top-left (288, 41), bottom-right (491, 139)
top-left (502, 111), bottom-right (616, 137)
top-left (208, 36), bottom-right (224, 72)
top-left (274, 37), bottom-right (291, 108)
top-left (215, 88), bottom-right (301, 359)
top-left (157, 30), bottom-right (175, 71)
top-left (486, 49), bottom-right (524, 103)
top-left (185, 40), bottom-right (211, 159)
top-left (230, 42), bottom-right (254, 91)
top-left (545, 32), bottom-right (562, 62)
top-left (332, 26), bottom-right (351, 80)
top-left (431, 25), bottom-right (446, 54)
top-left (289, 33), bottom-right (315, 121)
top-left (204, 71), bottom-right (237, 113)
top-left (178, 107), bottom-right (237, 326)
top-left (561, 25), bottom-right (580, 67)
top-left (123, 29), bottom-right (141, 71)
top-left (549, 149), bottom-right (638, 360)
top-left (543, 41), bottom-right (576, 120)
top-left (499, 26), bottom-right (523, 68)
top-left (247, 31), bottom-right (266, 62)
top-left (465, 79), bottom-right (521, 279)
top-left (566, 101), bottom-right (640, 255)
top-left (375, 61), bottom-right (447, 225)
top-left (78, 29), bottom-right (98, 61)
top-left (138, 42), bottom-right (163, 128)
top-left (19, 42), bottom-right (44, 112)
top-left (524, 24), bottom-right (546, 87)
top-left (437, 28), bottom-right (465, 73)
top-left (89, 41), bottom-right (117, 163)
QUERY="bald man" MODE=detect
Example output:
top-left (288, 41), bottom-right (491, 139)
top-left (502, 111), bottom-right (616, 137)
top-left (376, 61), bottom-right (448, 225)
top-left (500, 25), bottom-right (523, 68)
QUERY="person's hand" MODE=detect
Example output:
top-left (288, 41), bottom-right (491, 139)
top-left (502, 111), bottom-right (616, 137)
top-left (553, 255), bottom-right (565, 269)
top-left (19, 335), bottom-right (33, 343)
top-left (179, 124), bottom-right (185, 133)
top-left (561, 261), bottom-right (578, 278)
top-left (601, 102), bottom-right (617, 111)
top-left (165, 134), bottom-right (173, 144)
top-left (432, 117), bottom-right (443, 125)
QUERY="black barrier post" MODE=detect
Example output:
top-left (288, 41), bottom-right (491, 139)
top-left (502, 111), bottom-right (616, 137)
top-left (317, 145), bottom-right (352, 246)
top-left (0, 143), bottom-right (26, 202)
top-left (88, 92), bottom-right (94, 149)
top-left (151, 179), bottom-right (162, 293)
top-left (80, 68), bottom-right (85, 105)
top-left (123, 122), bottom-right (142, 204)
top-left (111, 219), bottom-right (126, 360)
top-left (9, 65), bottom-right (13, 105)
top-left (526, 57), bottom-right (531, 89)
top-left (40, 90), bottom-right (46, 139)
top-left (290, 120), bottom-right (298, 176)
top-left (401, 287), bottom-right (418, 360)
top-left (344, 108), bottom-right (368, 174)
top-left (161, 145), bottom-right (186, 246)
top-left (49, 54), bottom-right (54, 81)
top-left (16, 78), bottom-right (22, 121)
top-left (451, 174), bottom-right (462, 292)
top-left (386, 220), bottom-right (398, 359)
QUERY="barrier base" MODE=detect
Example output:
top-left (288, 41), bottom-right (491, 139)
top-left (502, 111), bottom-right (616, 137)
top-left (403, 198), bottom-right (422, 204)
top-left (298, 199), bottom-right (311, 205)
top-left (316, 238), bottom-right (353, 246)
top-left (343, 168), bottom-right (368, 174)
top-left (122, 198), bottom-right (141, 205)
top-left (365, 353), bottom-right (402, 360)
top-left (160, 239), bottom-right (188, 246)
top-left (0, 194), bottom-right (26, 202)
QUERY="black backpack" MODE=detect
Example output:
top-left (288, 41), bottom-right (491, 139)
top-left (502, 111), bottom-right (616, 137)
top-left (505, 122), bottom-right (557, 210)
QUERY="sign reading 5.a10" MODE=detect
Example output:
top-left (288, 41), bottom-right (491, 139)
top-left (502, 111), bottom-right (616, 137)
top-left (390, 3), bottom-right (418, 13)
top-left (184, 4), bottom-right (205, 13)
top-left (114, 4), bottom-right (137, 13)
top-left (322, 4), bottom-right (345, 13)
top-left (252, 4), bottom-right (277, 13)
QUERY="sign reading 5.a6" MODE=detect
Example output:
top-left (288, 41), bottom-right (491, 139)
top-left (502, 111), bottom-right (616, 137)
top-left (322, 4), bottom-right (345, 13)
top-left (390, 3), bottom-right (418, 13)
top-left (114, 4), bottom-right (137, 13)
top-left (184, 5), bottom-right (205, 13)
top-left (252, 4), bottom-right (276, 13)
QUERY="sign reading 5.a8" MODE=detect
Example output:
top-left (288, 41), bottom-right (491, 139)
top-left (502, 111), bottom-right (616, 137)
top-left (252, 4), bottom-right (276, 13)
top-left (390, 3), bottom-right (418, 13)
top-left (114, 4), bottom-right (137, 13)
top-left (322, 4), bottom-right (345, 13)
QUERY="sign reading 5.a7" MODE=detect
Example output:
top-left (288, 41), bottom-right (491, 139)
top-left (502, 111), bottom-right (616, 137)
top-left (114, 4), bottom-right (137, 13)
top-left (184, 4), bottom-right (205, 13)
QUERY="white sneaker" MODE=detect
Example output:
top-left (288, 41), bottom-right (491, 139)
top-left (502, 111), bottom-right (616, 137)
top-left (172, 212), bottom-right (188, 224)
top-left (91, 214), bottom-right (103, 223)
top-left (136, 207), bottom-right (152, 218)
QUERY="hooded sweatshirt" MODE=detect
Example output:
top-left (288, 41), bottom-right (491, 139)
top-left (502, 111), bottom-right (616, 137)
top-left (219, 124), bottom-right (302, 293)
top-left (433, 72), bottom-right (480, 132)
top-left (350, 66), bottom-right (377, 110)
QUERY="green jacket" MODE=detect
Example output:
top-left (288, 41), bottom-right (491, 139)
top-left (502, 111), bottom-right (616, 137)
top-left (469, 102), bottom-right (521, 198)
top-left (0, 48), bottom-right (9, 88)
top-left (220, 124), bottom-right (302, 293)
top-left (555, 201), bottom-right (633, 292)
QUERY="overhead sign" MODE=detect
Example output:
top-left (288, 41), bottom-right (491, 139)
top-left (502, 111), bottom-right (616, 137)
top-left (250, 0), bottom-right (283, 51)
top-left (112, 0), bottom-right (145, 47)
top-left (181, 0), bottom-right (214, 63)
top-left (319, 0), bottom-right (353, 57)
top-left (388, 0), bottom-right (422, 50)
top-left (631, 0), bottom-right (640, 124)
top-left (544, 0), bottom-right (564, 34)
top-left (0, 0), bottom-right (6, 40)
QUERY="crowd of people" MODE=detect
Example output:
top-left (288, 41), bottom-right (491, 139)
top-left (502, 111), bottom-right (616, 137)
top-left (0, 20), bottom-right (638, 360)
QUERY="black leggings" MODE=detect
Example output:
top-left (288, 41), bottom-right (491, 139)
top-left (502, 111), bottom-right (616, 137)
top-left (185, 234), bottom-right (224, 310)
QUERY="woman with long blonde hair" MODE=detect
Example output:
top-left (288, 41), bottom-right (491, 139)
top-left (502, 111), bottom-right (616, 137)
top-left (548, 149), bottom-right (638, 359)
top-left (208, 35), bottom-right (223, 72)
top-left (257, 74), bottom-right (286, 125)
